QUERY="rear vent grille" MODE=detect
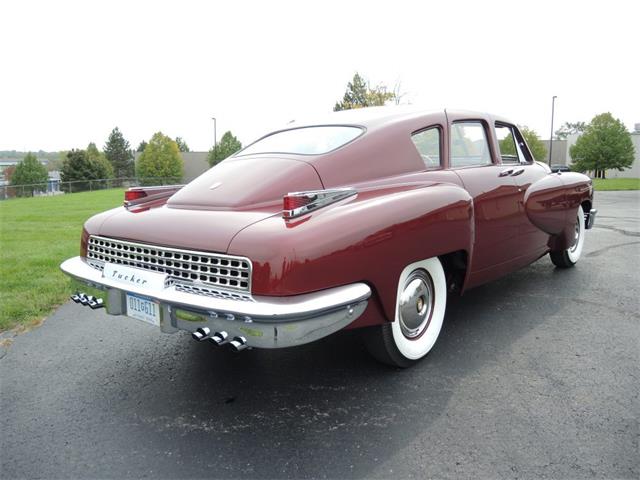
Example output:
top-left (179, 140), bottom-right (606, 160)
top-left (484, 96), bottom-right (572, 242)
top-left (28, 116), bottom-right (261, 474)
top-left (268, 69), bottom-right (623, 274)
top-left (87, 235), bottom-right (251, 293)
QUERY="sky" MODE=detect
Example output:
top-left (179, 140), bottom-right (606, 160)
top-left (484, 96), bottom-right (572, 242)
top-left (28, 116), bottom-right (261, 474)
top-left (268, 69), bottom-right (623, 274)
top-left (1, 0), bottom-right (638, 152)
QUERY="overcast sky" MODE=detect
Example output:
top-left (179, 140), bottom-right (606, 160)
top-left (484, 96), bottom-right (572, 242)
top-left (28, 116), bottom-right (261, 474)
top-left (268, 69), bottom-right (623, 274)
top-left (1, 0), bottom-right (638, 152)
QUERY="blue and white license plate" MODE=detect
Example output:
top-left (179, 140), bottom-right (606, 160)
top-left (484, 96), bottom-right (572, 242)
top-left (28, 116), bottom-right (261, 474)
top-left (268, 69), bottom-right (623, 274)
top-left (126, 293), bottom-right (160, 327)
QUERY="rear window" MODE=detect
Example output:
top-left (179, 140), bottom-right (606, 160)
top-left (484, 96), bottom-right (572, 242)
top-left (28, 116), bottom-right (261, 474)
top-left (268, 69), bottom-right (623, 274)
top-left (236, 126), bottom-right (364, 156)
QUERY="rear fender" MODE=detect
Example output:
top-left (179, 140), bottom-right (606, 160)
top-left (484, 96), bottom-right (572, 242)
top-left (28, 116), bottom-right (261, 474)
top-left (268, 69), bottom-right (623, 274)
top-left (228, 182), bottom-right (473, 327)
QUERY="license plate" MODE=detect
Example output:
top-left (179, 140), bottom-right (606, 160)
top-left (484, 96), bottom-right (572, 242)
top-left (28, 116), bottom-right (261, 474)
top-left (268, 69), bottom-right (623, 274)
top-left (126, 293), bottom-right (160, 327)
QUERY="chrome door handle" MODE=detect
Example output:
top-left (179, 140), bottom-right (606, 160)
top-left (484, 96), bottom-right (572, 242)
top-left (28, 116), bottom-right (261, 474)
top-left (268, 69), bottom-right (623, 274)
top-left (511, 168), bottom-right (525, 176)
top-left (499, 169), bottom-right (513, 177)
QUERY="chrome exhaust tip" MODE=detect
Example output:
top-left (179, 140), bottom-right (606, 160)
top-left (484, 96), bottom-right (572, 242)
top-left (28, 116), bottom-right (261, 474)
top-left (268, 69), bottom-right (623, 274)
top-left (191, 327), bottom-right (211, 341)
top-left (229, 336), bottom-right (248, 352)
top-left (208, 331), bottom-right (229, 346)
top-left (88, 297), bottom-right (104, 309)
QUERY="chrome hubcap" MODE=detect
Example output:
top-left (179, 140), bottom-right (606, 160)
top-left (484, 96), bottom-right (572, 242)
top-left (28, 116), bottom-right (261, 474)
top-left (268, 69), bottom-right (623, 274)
top-left (570, 213), bottom-right (581, 253)
top-left (398, 271), bottom-right (434, 339)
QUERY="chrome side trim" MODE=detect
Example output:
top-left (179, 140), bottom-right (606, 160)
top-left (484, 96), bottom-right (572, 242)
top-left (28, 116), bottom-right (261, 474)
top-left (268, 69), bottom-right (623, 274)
top-left (283, 188), bottom-right (357, 219)
top-left (61, 256), bottom-right (371, 348)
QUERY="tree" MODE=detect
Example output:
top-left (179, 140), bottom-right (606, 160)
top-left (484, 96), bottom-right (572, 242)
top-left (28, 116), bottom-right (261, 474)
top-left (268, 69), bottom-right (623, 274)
top-left (104, 127), bottom-right (134, 178)
top-left (136, 140), bottom-right (148, 152)
top-left (61, 148), bottom-right (113, 185)
top-left (519, 126), bottom-right (547, 162)
top-left (208, 131), bottom-right (242, 166)
top-left (333, 72), bottom-right (396, 111)
top-left (86, 142), bottom-right (114, 178)
top-left (136, 132), bottom-right (184, 185)
top-left (11, 153), bottom-right (49, 190)
top-left (175, 137), bottom-right (190, 152)
top-left (570, 113), bottom-right (634, 179)
top-left (555, 121), bottom-right (587, 140)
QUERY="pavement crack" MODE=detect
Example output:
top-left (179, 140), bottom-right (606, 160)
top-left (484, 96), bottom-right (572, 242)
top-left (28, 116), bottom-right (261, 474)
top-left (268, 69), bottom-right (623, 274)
top-left (593, 224), bottom-right (640, 237)
top-left (587, 241), bottom-right (640, 257)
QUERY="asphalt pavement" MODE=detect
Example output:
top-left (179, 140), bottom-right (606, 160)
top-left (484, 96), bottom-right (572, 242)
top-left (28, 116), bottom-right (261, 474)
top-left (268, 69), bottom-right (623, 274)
top-left (1, 191), bottom-right (638, 479)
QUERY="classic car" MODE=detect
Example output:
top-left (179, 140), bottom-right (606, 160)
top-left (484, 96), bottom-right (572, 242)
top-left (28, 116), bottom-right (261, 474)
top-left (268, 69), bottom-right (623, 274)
top-left (61, 107), bottom-right (596, 367)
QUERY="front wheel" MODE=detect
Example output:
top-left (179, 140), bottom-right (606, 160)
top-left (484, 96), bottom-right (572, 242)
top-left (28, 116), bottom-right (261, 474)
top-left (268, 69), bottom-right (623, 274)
top-left (550, 205), bottom-right (585, 268)
top-left (363, 257), bottom-right (447, 368)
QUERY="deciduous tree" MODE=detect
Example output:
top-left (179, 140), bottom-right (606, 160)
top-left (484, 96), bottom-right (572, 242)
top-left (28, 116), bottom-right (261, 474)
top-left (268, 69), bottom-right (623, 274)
top-left (61, 148), bottom-right (113, 184)
top-left (570, 113), bottom-right (634, 178)
top-left (175, 137), bottom-right (190, 152)
top-left (334, 72), bottom-right (396, 111)
top-left (520, 126), bottom-right (547, 162)
top-left (137, 132), bottom-right (184, 185)
top-left (208, 131), bottom-right (242, 166)
top-left (11, 152), bottom-right (48, 187)
top-left (86, 143), bottom-right (114, 178)
top-left (555, 121), bottom-right (587, 140)
top-left (104, 127), bottom-right (134, 177)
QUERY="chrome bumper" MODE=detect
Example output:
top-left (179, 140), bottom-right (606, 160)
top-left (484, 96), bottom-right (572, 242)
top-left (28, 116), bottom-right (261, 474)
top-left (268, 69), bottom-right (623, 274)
top-left (60, 256), bottom-right (371, 349)
top-left (585, 208), bottom-right (597, 230)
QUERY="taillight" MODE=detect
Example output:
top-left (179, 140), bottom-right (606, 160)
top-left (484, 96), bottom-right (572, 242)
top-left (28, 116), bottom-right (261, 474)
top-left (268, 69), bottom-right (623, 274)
top-left (283, 188), bottom-right (356, 219)
top-left (124, 189), bottom-right (147, 203)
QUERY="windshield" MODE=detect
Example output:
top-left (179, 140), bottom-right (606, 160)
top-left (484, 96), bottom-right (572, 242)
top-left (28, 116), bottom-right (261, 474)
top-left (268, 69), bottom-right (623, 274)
top-left (237, 126), bottom-right (364, 156)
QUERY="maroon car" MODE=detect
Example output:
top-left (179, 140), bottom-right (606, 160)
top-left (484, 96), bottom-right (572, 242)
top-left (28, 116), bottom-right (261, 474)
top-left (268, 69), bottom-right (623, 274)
top-left (61, 107), bottom-right (596, 367)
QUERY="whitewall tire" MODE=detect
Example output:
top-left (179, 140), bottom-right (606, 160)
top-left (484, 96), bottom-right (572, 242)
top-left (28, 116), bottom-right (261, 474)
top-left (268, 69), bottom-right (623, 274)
top-left (550, 205), bottom-right (585, 268)
top-left (363, 257), bottom-right (447, 367)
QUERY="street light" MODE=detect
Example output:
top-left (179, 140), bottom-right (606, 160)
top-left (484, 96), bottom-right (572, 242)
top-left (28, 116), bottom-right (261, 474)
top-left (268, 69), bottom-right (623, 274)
top-left (548, 95), bottom-right (557, 166)
top-left (211, 117), bottom-right (217, 162)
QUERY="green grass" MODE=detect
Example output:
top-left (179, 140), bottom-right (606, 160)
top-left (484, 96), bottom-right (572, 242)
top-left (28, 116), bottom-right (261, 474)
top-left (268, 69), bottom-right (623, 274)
top-left (0, 189), bottom-right (124, 331)
top-left (592, 178), bottom-right (640, 191)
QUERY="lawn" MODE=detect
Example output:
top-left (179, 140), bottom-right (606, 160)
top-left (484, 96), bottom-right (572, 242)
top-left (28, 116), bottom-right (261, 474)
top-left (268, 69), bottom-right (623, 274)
top-left (0, 189), bottom-right (124, 331)
top-left (592, 178), bottom-right (640, 191)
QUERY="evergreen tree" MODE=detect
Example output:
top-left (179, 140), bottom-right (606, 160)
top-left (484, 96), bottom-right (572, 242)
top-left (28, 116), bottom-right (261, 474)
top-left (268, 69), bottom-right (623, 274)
top-left (208, 131), bottom-right (242, 166)
top-left (104, 127), bottom-right (133, 177)
top-left (136, 132), bottom-right (184, 185)
top-left (334, 72), bottom-right (396, 111)
top-left (136, 140), bottom-right (148, 152)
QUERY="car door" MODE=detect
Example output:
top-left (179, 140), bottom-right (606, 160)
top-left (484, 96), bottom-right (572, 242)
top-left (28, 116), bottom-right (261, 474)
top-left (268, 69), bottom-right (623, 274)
top-left (448, 120), bottom-right (522, 283)
top-left (494, 122), bottom-right (550, 258)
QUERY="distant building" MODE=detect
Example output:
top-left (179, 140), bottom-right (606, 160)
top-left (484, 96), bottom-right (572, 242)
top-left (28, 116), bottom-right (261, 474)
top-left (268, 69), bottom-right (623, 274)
top-left (543, 123), bottom-right (640, 178)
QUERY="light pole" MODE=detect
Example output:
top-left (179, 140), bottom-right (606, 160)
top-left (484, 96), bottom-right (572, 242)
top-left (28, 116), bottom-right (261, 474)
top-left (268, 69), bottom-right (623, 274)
top-left (211, 117), bottom-right (217, 163)
top-left (548, 95), bottom-right (557, 166)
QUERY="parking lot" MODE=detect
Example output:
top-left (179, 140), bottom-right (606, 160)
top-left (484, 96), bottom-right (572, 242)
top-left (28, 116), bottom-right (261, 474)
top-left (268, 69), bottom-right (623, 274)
top-left (1, 191), bottom-right (638, 479)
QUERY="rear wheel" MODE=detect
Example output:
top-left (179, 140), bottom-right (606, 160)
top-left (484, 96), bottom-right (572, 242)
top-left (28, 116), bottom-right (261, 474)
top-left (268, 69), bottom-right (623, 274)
top-left (550, 205), bottom-right (585, 268)
top-left (364, 257), bottom-right (447, 368)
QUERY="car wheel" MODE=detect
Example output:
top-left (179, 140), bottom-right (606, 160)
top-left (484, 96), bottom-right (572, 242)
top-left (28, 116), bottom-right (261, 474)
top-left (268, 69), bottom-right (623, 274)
top-left (550, 205), bottom-right (585, 268)
top-left (363, 257), bottom-right (447, 368)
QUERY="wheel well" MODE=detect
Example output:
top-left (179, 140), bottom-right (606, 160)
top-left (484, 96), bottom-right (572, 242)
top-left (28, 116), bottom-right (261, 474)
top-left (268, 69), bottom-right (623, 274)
top-left (581, 199), bottom-right (592, 213)
top-left (438, 250), bottom-right (468, 294)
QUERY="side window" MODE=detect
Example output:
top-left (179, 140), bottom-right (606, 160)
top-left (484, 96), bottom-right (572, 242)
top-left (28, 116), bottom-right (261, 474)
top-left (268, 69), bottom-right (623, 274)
top-left (495, 124), bottom-right (521, 164)
top-left (450, 122), bottom-right (492, 168)
top-left (495, 123), bottom-right (533, 164)
top-left (411, 127), bottom-right (441, 168)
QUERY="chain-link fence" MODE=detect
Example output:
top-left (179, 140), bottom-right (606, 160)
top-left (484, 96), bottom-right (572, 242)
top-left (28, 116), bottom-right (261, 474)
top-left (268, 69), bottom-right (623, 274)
top-left (0, 177), bottom-right (183, 200)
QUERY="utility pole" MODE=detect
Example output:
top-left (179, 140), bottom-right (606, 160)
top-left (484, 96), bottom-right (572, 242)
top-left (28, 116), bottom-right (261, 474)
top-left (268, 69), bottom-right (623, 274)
top-left (548, 96), bottom-right (557, 166)
top-left (211, 117), bottom-right (217, 163)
